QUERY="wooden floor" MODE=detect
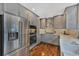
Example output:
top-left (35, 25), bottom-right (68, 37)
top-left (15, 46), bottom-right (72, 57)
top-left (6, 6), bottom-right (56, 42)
top-left (30, 42), bottom-right (60, 56)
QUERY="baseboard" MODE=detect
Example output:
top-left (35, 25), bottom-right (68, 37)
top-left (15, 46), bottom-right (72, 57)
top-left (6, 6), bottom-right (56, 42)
top-left (29, 41), bottom-right (41, 50)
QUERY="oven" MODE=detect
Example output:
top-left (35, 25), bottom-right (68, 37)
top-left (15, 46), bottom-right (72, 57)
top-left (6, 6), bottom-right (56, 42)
top-left (30, 25), bottom-right (37, 46)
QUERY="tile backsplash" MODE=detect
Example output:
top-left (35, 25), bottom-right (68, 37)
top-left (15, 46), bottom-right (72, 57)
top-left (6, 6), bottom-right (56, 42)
top-left (39, 28), bottom-right (79, 38)
top-left (54, 29), bottom-right (66, 35)
top-left (54, 29), bottom-right (78, 37)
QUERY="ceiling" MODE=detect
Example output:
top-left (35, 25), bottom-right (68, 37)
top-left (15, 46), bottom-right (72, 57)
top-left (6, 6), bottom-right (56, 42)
top-left (21, 3), bottom-right (76, 18)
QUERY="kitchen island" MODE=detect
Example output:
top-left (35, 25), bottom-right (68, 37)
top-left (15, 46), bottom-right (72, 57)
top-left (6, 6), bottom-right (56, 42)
top-left (60, 35), bottom-right (79, 56)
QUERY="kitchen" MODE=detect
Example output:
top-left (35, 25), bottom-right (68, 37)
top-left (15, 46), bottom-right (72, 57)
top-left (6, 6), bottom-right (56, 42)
top-left (0, 3), bottom-right (79, 56)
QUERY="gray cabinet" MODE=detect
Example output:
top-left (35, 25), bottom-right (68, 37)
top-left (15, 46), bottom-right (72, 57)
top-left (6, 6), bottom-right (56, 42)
top-left (46, 18), bottom-right (53, 28)
top-left (21, 18), bottom-right (29, 48)
top-left (53, 15), bottom-right (65, 29)
top-left (19, 5), bottom-right (28, 19)
top-left (4, 3), bottom-right (19, 15)
top-left (77, 4), bottom-right (79, 30)
top-left (65, 5), bottom-right (77, 29)
top-left (31, 14), bottom-right (38, 26)
top-left (41, 34), bottom-right (59, 45)
top-left (0, 3), bottom-right (3, 14)
top-left (29, 13), bottom-right (39, 26)
top-left (40, 18), bottom-right (46, 29)
top-left (40, 18), bottom-right (53, 29)
top-left (29, 13), bottom-right (34, 25)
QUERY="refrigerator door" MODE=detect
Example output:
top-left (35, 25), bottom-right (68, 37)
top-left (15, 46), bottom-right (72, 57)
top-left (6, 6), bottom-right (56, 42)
top-left (19, 20), bottom-right (24, 48)
top-left (4, 13), bottom-right (20, 55)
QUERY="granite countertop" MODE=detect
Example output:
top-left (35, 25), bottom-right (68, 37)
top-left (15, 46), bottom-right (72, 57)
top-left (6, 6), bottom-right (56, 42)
top-left (60, 35), bottom-right (79, 56)
top-left (60, 34), bottom-right (79, 42)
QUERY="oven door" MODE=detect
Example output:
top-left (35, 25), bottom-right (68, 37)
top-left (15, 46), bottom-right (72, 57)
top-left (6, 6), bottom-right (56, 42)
top-left (4, 13), bottom-right (20, 55)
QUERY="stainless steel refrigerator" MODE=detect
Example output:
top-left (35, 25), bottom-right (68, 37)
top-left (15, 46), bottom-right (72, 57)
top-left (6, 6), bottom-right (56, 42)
top-left (0, 13), bottom-right (24, 56)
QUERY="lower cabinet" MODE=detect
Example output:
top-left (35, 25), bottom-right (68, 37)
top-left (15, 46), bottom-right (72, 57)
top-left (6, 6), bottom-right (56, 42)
top-left (41, 34), bottom-right (60, 45)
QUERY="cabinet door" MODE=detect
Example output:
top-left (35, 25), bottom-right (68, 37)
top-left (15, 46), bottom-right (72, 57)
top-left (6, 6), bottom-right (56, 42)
top-left (40, 18), bottom-right (46, 29)
top-left (54, 15), bottom-right (65, 29)
top-left (19, 18), bottom-right (29, 48)
top-left (46, 18), bottom-right (53, 28)
top-left (31, 14), bottom-right (38, 26)
top-left (28, 12), bottom-right (38, 26)
top-left (77, 4), bottom-right (79, 30)
top-left (41, 34), bottom-right (59, 45)
top-left (65, 5), bottom-right (77, 29)
top-left (19, 5), bottom-right (28, 19)
top-left (0, 3), bottom-right (3, 14)
top-left (4, 3), bottom-right (19, 15)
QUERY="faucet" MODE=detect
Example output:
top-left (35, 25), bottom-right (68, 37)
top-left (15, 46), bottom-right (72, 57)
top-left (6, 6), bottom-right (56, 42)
top-left (63, 31), bottom-right (69, 35)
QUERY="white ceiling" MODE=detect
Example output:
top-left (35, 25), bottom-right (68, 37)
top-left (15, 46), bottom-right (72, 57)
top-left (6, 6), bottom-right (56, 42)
top-left (21, 3), bottom-right (76, 18)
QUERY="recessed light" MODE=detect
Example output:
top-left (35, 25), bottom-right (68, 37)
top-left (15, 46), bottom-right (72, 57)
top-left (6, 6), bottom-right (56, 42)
top-left (32, 8), bottom-right (35, 11)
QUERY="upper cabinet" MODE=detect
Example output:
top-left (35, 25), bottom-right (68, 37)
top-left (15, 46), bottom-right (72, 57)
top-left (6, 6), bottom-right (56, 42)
top-left (0, 3), bottom-right (3, 14)
top-left (19, 5), bottom-right (28, 19)
top-left (31, 14), bottom-right (39, 26)
top-left (53, 15), bottom-right (66, 29)
top-left (77, 4), bottom-right (79, 30)
top-left (40, 18), bottom-right (54, 29)
top-left (46, 18), bottom-right (53, 28)
top-left (4, 3), bottom-right (19, 15)
top-left (65, 5), bottom-right (77, 29)
top-left (40, 18), bottom-right (46, 29)
top-left (27, 10), bottom-right (39, 26)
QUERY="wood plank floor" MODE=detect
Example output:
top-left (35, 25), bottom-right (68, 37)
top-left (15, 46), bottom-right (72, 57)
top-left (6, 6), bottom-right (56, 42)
top-left (30, 42), bottom-right (60, 56)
